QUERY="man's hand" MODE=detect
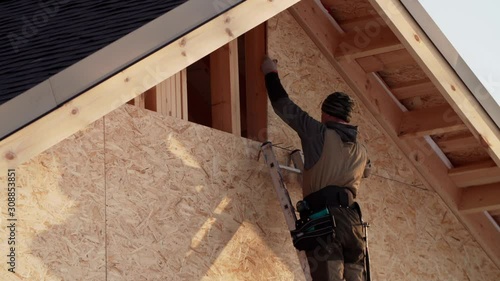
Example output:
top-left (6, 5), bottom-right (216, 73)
top-left (261, 55), bottom-right (278, 75)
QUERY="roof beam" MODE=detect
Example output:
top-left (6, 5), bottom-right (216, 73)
top-left (449, 160), bottom-right (500, 188)
top-left (337, 15), bottom-right (386, 33)
top-left (356, 49), bottom-right (414, 73)
top-left (0, 0), bottom-right (300, 170)
top-left (289, 0), bottom-right (344, 52)
top-left (334, 25), bottom-right (404, 59)
top-left (369, 0), bottom-right (500, 168)
top-left (210, 40), bottom-right (241, 135)
top-left (398, 105), bottom-right (468, 138)
top-left (458, 183), bottom-right (500, 214)
top-left (288, 1), bottom-right (404, 133)
top-left (390, 79), bottom-right (440, 100)
top-left (461, 212), bottom-right (500, 261)
top-left (437, 135), bottom-right (479, 153)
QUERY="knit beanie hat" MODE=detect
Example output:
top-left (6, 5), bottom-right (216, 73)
top-left (321, 92), bottom-right (354, 122)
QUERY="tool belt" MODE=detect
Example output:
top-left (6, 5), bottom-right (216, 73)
top-left (304, 185), bottom-right (354, 213)
top-left (290, 186), bottom-right (355, 251)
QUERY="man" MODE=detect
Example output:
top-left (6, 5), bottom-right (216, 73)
top-left (261, 56), bottom-right (370, 281)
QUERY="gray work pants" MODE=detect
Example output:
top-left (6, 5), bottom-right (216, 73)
top-left (305, 207), bottom-right (365, 281)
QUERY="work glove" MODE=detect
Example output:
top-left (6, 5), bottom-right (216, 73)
top-left (261, 56), bottom-right (278, 75)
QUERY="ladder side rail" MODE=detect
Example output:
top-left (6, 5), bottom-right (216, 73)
top-left (261, 142), bottom-right (298, 230)
top-left (261, 142), bottom-right (312, 281)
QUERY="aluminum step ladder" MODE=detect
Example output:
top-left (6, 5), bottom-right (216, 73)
top-left (260, 141), bottom-right (311, 280)
top-left (260, 141), bottom-right (371, 281)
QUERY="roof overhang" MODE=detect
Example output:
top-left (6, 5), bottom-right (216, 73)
top-left (0, 0), bottom-right (242, 140)
top-left (291, 0), bottom-right (500, 267)
top-left (1, 0), bottom-right (498, 269)
top-left (401, 0), bottom-right (500, 129)
top-left (0, 0), bottom-right (300, 169)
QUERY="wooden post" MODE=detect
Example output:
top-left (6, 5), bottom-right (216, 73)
top-left (245, 23), bottom-right (268, 141)
top-left (156, 69), bottom-right (188, 120)
top-left (210, 40), bottom-right (241, 135)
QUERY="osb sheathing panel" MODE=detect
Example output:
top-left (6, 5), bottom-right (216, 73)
top-left (104, 106), bottom-right (304, 280)
top-left (0, 106), bottom-right (304, 281)
top-left (0, 120), bottom-right (105, 281)
top-left (267, 11), bottom-right (500, 280)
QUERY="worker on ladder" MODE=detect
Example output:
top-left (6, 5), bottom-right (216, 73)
top-left (261, 56), bottom-right (371, 281)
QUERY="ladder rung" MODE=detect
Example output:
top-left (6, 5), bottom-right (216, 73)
top-left (279, 165), bottom-right (302, 174)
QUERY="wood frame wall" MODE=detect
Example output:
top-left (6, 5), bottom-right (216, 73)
top-left (211, 40), bottom-right (241, 135)
top-left (129, 24), bottom-right (268, 140)
top-left (0, 0), bottom-right (298, 170)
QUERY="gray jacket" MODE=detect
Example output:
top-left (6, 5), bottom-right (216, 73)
top-left (265, 73), bottom-right (369, 197)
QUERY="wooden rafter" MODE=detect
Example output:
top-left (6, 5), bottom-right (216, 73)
top-left (210, 40), bottom-right (241, 135)
top-left (335, 25), bottom-right (404, 59)
top-left (390, 79), bottom-right (439, 100)
top-left (449, 160), bottom-right (500, 188)
top-left (337, 15), bottom-right (386, 32)
top-left (458, 183), bottom-right (500, 214)
top-left (356, 49), bottom-right (414, 73)
top-left (398, 105), bottom-right (467, 138)
top-left (0, 0), bottom-right (301, 170)
top-left (369, 0), bottom-right (500, 167)
top-left (437, 134), bottom-right (479, 153)
top-left (290, 0), bottom-right (500, 267)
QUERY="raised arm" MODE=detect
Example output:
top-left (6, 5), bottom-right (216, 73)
top-left (263, 68), bottom-right (323, 139)
top-left (261, 57), bottom-right (325, 169)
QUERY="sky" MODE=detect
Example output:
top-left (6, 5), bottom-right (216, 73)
top-left (417, 0), bottom-right (500, 106)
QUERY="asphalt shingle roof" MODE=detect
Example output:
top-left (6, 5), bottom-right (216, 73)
top-left (0, 0), bottom-right (187, 104)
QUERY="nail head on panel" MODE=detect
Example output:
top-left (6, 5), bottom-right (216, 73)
top-left (414, 34), bottom-right (420, 42)
top-left (5, 151), bottom-right (15, 160)
top-left (413, 152), bottom-right (420, 162)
